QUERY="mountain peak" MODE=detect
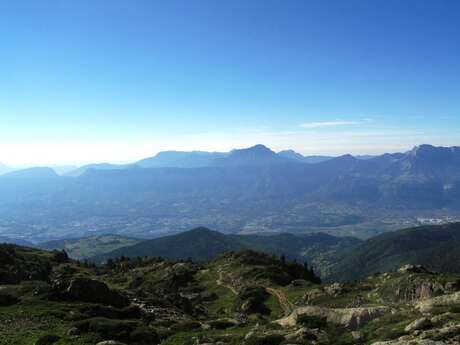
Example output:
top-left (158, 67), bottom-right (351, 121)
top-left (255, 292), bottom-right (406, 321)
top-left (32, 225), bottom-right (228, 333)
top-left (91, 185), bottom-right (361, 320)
top-left (407, 144), bottom-right (460, 166)
top-left (214, 144), bottom-right (289, 166)
top-left (278, 149), bottom-right (305, 161)
top-left (334, 154), bottom-right (356, 162)
top-left (232, 144), bottom-right (275, 154)
top-left (410, 144), bottom-right (437, 156)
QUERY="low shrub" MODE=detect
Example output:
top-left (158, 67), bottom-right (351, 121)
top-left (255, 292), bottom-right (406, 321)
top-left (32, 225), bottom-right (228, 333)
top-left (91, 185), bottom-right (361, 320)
top-left (297, 314), bottom-right (328, 329)
top-left (34, 334), bottom-right (60, 345)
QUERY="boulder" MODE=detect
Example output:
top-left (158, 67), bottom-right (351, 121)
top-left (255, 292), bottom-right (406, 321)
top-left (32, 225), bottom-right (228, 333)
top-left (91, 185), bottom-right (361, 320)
top-left (372, 339), bottom-right (443, 345)
top-left (398, 265), bottom-right (431, 274)
top-left (415, 291), bottom-right (460, 313)
top-left (404, 318), bottom-right (432, 332)
top-left (66, 278), bottom-right (129, 308)
top-left (275, 305), bottom-right (389, 330)
top-left (324, 283), bottom-right (348, 296)
top-left (372, 324), bottom-right (460, 344)
top-left (285, 327), bottom-right (318, 342)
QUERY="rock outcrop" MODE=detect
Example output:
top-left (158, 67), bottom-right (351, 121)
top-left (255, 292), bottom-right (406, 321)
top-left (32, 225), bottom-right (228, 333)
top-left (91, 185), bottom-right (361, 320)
top-left (65, 278), bottom-right (130, 308)
top-left (275, 305), bottom-right (389, 330)
top-left (404, 317), bottom-right (432, 332)
top-left (372, 324), bottom-right (460, 344)
top-left (398, 264), bottom-right (432, 274)
top-left (416, 291), bottom-right (460, 313)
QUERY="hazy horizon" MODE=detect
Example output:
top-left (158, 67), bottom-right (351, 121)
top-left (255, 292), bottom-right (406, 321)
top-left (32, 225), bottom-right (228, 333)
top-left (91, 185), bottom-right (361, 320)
top-left (1, 142), bottom-right (457, 168)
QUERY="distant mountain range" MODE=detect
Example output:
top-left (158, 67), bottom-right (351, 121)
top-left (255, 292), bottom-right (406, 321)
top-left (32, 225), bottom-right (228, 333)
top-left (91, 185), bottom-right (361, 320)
top-left (137, 150), bottom-right (228, 168)
top-left (0, 146), bottom-right (374, 178)
top-left (0, 143), bottom-right (459, 242)
top-left (64, 145), bottom-right (322, 176)
top-left (64, 145), bottom-right (376, 176)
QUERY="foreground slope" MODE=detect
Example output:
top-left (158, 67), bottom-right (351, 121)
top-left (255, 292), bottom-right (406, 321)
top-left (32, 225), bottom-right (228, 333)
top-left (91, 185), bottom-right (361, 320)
top-left (3, 244), bottom-right (460, 344)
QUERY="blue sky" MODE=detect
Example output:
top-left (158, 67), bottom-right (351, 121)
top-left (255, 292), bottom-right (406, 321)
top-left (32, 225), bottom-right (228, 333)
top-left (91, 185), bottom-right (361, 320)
top-left (1, 0), bottom-right (459, 165)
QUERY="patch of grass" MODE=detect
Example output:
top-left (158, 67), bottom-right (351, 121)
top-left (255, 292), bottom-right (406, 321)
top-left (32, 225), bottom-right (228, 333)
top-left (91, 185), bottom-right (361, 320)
top-left (360, 310), bottom-right (413, 343)
top-left (264, 295), bottom-right (283, 317)
top-left (195, 269), bottom-right (237, 316)
top-left (160, 327), bottom-right (250, 345)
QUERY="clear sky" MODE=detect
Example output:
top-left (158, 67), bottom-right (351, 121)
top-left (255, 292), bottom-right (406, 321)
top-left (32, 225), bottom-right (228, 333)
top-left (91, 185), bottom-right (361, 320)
top-left (1, 0), bottom-right (459, 166)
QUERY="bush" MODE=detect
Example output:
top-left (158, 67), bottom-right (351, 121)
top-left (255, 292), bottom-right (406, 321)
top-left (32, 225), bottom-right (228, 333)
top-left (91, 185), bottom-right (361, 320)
top-left (170, 321), bottom-right (202, 332)
top-left (74, 317), bottom-right (159, 344)
top-left (129, 326), bottom-right (160, 344)
top-left (34, 334), bottom-right (60, 345)
top-left (297, 314), bottom-right (328, 329)
top-left (0, 294), bottom-right (19, 306)
top-left (236, 286), bottom-right (270, 315)
top-left (245, 334), bottom-right (284, 345)
top-left (74, 317), bottom-right (137, 340)
top-left (78, 304), bottom-right (142, 319)
top-left (206, 319), bottom-right (238, 329)
top-left (449, 305), bottom-right (460, 313)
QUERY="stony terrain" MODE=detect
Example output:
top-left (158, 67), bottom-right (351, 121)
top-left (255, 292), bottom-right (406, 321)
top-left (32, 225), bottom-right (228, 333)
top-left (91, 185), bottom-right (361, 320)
top-left (2, 244), bottom-right (460, 345)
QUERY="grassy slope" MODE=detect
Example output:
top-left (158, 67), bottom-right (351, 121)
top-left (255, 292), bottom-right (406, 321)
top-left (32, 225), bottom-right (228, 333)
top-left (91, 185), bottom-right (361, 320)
top-left (4, 243), bottom-right (460, 345)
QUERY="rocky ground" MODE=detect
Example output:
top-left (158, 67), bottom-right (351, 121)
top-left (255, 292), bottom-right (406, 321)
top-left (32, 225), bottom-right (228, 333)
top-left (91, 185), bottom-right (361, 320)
top-left (2, 244), bottom-right (460, 345)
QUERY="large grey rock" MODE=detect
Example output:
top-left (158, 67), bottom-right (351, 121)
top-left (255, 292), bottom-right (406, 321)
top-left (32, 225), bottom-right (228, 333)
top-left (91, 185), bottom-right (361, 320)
top-left (275, 305), bottom-right (389, 330)
top-left (416, 291), bottom-right (460, 313)
top-left (285, 327), bottom-right (316, 342)
top-left (66, 278), bottom-right (129, 308)
top-left (372, 324), bottom-right (460, 344)
top-left (372, 339), bottom-right (445, 345)
top-left (398, 265), bottom-right (431, 274)
top-left (405, 318), bottom-right (432, 332)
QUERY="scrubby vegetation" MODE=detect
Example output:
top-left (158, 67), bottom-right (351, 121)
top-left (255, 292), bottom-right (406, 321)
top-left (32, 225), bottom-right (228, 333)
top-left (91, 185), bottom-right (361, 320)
top-left (2, 244), bottom-right (460, 344)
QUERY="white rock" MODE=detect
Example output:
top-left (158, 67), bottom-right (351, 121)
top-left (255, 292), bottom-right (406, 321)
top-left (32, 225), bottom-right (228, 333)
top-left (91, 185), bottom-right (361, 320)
top-left (404, 318), bottom-right (432, 332)
top-left (274, 305), bottom-right (389, 330)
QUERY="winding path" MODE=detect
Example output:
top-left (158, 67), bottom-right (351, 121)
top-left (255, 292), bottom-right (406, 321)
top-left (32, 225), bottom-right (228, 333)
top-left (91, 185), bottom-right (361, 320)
top-left (216, 269), bottom-right (238, 295)
top-left (266, 287), bottom-right (294, 315)
top-left (214, 268), bottom-right (294, 316)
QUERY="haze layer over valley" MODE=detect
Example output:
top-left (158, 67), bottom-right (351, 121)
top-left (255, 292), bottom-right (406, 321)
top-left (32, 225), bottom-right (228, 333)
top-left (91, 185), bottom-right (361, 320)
top-left (0, 143), bottom-right (459, 243)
